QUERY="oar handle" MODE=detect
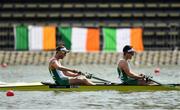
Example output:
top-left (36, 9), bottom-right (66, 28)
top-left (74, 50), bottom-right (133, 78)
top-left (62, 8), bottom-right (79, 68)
top-left (77, 72), bottom-right (92, 78)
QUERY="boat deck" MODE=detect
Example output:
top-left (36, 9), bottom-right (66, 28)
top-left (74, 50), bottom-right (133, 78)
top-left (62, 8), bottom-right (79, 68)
top-left (0, 82), bottom-right (180, 92)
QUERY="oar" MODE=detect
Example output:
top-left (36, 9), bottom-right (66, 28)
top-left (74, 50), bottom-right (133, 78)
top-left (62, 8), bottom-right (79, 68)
top-left (147, 68), bottom-right (171, 85)
top-left (78, 72), bottom-right (112, 83)
top-left (145, 67), bottom-right (163, 85)
top-left (145, 75), bottom-right (163, 85)
top-left (91, 75), bottom-right (112, 83)
top-left (145, 75), bottom-right (179, 87)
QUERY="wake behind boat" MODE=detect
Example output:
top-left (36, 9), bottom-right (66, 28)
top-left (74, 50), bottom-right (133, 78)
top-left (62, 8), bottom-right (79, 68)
top-left (0, 82), bottom-right (179, 92)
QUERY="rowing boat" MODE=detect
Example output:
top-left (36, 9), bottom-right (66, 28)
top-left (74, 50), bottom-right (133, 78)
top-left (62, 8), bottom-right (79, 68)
top-left (0, 82), bottom-right (179, 92)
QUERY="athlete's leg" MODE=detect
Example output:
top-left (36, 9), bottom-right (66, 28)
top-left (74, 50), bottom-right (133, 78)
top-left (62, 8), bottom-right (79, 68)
top-left (138, 79), bottom-right (157, 85)
top-left (69, 76), bottom-right (95, 85)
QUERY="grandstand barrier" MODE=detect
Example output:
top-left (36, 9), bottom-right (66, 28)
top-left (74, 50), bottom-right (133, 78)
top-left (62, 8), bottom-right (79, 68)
top-left (0, 51), bottom-right (179, 66)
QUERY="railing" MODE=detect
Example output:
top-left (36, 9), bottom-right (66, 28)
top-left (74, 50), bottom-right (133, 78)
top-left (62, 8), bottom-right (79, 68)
top-left (0, 51), bottom-right (179, 66)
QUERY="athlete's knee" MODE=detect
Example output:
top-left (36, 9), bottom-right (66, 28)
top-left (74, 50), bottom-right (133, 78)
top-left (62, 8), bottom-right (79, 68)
top-left (79, 78), bottom-right (88, 84)
top-left (80, 76), bottom-right (86, 79)
top-left (80, 78), bottom-right (86, 82)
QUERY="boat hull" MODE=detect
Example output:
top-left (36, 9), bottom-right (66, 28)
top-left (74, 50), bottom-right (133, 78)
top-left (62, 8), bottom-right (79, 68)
top-left (0, 82), bottom-right (180, 92)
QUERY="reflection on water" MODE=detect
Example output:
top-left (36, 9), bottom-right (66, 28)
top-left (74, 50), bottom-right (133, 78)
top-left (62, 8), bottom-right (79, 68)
top-left (0, 65), bottom-right (180, 109)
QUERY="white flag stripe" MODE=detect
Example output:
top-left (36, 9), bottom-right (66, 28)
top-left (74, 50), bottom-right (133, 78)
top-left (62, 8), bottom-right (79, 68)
top-left (71, 28), bottom-right (87, 52)
top-left (28, 26), bottom-right (33, 50)
top-left (28, 26), bottom-right (43, 50)
top-left (116, 28), bottom-right (131, 52)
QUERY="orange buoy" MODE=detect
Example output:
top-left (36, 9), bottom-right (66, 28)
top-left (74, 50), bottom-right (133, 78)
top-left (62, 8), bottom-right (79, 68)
top-left (6, 90), bottom-right (14, 96)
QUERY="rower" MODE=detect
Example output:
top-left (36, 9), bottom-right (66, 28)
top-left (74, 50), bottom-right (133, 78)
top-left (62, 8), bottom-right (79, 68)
top-left (48, 43), bottom-right (95, 85)
top-left (117, 45), bottom-right (152, 85)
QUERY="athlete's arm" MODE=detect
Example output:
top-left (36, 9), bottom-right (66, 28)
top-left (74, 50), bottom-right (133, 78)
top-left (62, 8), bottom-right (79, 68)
top-left (118, 61), bottom-right (144, 79)
top-left (63, 71), bottom-right (80, 77)
top-left (50, 60), bottom-right (80, 77)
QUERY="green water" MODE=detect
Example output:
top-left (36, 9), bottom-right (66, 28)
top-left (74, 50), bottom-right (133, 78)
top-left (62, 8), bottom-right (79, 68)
top-left (0, 65), bottom-right (180, 109)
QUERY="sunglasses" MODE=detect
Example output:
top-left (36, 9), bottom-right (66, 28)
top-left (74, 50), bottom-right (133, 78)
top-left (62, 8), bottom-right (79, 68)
top-left (57, 51), bottom-right (67, 55)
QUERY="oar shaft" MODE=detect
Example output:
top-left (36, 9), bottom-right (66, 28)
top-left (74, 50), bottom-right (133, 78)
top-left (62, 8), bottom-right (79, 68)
top-left (145, 75), bottom-right (162, 85)
top-left (146, 75), bottom-right (179, 87)
top-left (92, 76), bottom-right (111, 83)
top-left (79, 72), bottom-right (111, 83)
top-left (148, 78), bottom-right (162, 85)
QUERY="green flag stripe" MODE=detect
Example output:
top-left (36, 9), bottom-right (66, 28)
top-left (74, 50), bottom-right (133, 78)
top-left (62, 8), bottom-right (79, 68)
top-left (15, 25), bottom-right (28, 50)
top-left (58, 27), bottom-right (72, 50)
top-left (103, 28), bottom-right (116, 51)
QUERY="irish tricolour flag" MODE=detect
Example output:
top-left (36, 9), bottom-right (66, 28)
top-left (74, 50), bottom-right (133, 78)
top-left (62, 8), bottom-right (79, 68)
top-left (103, 28), bottom-right (144, 52)
top-left (14, 25), bottom-right (56, 50)
top-left (59, 27), bottom-right (100, 52)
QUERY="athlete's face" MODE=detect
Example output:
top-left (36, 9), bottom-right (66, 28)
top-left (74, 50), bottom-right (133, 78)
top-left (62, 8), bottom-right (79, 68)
top-left (56, 51), bottom-right (67, 59)
top-left (125, 52), bottom-right (134, 59)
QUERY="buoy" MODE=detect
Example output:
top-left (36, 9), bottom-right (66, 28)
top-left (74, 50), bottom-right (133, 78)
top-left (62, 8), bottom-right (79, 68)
top-left (1, 63), bottom-right (8, 68)
top-left (154, 67), bottom-right (160, 75)
top-left (6, 90), bottom-right (14, 97)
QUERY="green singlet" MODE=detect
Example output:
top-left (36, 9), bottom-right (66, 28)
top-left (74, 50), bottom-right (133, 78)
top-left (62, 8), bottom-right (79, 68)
top-left (117, 67), bottom-right (138, 85)
top-left (49, 68), bottom-right (70, 85)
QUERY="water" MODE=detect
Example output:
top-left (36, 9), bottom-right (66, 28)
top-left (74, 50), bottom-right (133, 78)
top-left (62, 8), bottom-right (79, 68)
top-left (0, 65), bottom-right (180, 109)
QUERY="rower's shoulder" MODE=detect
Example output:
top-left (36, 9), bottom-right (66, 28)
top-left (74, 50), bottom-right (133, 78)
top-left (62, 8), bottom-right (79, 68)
top-left (49, 57), bottom-right (57, 63)
top-left (49, 57), bottom-right (58, 67)
top-left (118, 59), bottom-right (127, 64)
top-left (118, 59), bottom-right (128, 66)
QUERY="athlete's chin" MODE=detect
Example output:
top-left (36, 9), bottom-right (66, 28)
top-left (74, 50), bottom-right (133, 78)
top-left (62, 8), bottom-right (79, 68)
top-left (57, 56), bottom-right (63, 59)
top-left (60, 56), bottom-right (65, 59)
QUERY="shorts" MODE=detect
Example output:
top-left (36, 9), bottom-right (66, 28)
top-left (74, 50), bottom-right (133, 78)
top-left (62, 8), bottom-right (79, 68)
top-left (54, 77), bottom-right (70, 85)
top-left (122, 79), bottom-right (138, 85)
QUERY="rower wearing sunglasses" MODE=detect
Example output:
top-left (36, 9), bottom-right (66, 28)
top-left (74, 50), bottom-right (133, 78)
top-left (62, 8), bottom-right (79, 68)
top-left (117, 45), bottom-right (151, 85)
top-left (48, 43), bottom-right (95, 86)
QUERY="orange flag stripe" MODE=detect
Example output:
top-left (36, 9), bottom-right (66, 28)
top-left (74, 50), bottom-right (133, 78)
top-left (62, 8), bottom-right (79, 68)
top-left (86, 28), bottom-right (100, 51)
top-left (130, 28), bottom-right (144, 52)
top-left (43, 26), bottom-right (56, 50)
